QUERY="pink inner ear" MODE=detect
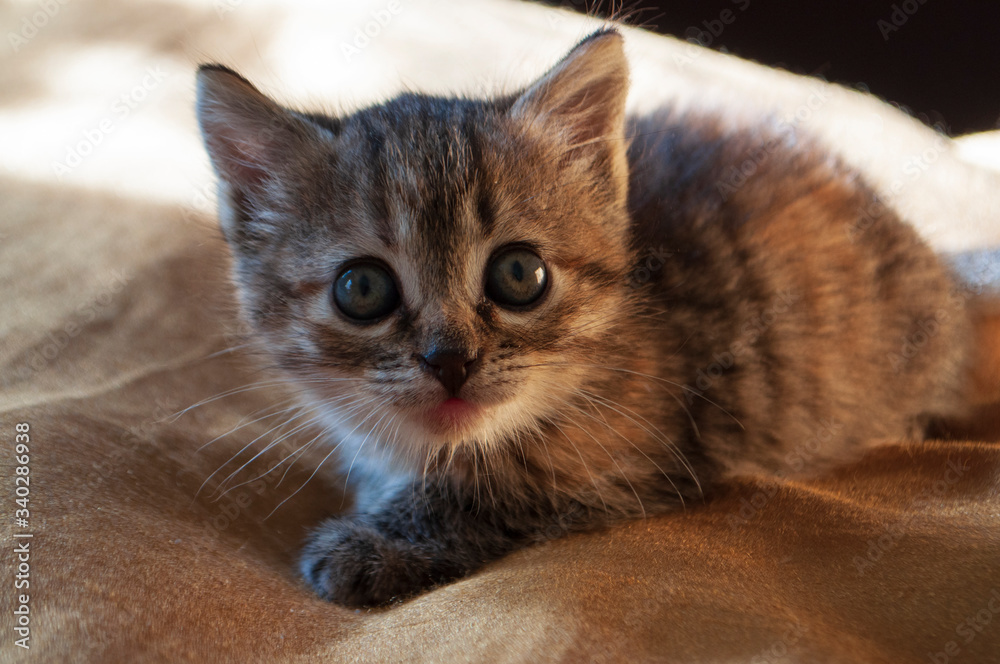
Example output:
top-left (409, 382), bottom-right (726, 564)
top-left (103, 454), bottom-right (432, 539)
top-left (197, 67), bottom-right (301, 191)
top-left (553, 84), bottom-right (622, 147)
top-left (204, 126), bottom-right (274, 189)
top-left (510, 31), bottom-right (629, 151)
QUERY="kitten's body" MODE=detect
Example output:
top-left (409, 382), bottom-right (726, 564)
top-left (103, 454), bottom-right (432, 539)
top-left (197, 30), bottom-right (972, 606)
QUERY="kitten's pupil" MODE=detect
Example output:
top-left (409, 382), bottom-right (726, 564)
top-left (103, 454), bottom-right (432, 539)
top-left (511, 261), bottom-right (524, 282)
top-left (333, 262), bottom-right (399, 322)
top-left (485, 246), bottom-right (548, 309)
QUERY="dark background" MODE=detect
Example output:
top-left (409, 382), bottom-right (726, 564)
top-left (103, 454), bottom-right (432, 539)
top-left (534, 0), bottom-right (1000, 136)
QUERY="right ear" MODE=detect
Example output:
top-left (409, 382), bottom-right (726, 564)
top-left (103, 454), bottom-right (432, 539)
top-left (509, 29), bottom-right (629, 161)
top-left (196, 64), bottom-right (317, 198)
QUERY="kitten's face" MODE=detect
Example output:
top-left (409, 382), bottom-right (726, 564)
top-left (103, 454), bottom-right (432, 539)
top-left (198, 33), bottom-right (633, 468)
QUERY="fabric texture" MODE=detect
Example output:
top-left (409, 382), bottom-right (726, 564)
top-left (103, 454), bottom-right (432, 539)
top-left (1, 1), bottom-right (999, 661)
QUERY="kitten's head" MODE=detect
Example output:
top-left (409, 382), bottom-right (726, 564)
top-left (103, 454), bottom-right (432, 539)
top-left (197, 30), bottom-right (636, 469)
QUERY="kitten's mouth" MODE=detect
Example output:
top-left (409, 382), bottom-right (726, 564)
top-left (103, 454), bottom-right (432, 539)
top-left (423, 397), bottom-right (482, 433)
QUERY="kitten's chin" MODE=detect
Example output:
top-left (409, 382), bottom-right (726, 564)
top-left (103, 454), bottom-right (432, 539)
top-left (420, 398), bottom-right (484, 438)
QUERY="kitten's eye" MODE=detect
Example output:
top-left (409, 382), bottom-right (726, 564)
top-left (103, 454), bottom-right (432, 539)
top-left (485, 246), bottom-right (548, 309)
top-left (333, 262), bottom-right (400, 322)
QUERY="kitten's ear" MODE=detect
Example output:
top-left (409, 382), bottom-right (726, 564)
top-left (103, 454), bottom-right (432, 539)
top-left (196, 64), bottom-right (317, 194)
top-left (510, 29), bottom-right (629, 152)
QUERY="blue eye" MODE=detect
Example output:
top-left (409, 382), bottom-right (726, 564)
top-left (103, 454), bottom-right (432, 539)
top-left (333, 262), bottom-right (400, 321)
top-left (485, 246), bottom-right (548, 309)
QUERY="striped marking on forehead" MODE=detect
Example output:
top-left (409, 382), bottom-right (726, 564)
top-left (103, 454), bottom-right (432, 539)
top-left (350, 108), bottom-right (499, 303)
top-left (355, 98), bottom-right (500, 250)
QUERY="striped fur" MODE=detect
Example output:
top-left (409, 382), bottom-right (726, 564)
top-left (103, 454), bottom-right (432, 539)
top-left (197, 30), bottom-right (973, 606)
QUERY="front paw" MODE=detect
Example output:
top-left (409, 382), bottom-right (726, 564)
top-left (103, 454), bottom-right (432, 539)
top-left (300, 518), bottom-right (433, 607)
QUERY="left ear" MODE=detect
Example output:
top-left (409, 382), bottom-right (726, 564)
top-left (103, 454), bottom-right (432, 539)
top-left (509, 29), bottom-right (630, 158)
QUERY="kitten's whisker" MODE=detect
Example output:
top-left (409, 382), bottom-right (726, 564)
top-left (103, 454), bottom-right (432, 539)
top-left (218, 426), bottom-right (332, 497)
top-left (665, 387), bottom-right (702, 442)
top-left (529, 418), bottom-right (558, 491)
top-left (196, 398), bottom-right (300, 452)
top-left (212, 393), bottom-right (368, 495)
top-left (263, 444), bottom-right (338, 520)
top-left (200, 341), bottom-right (257, 360)
top-left (264, 400), bottom-right (387, 521)
top-left (576, 387), bottom-right (701, 497)
top-left (522, 339), bottom-right (705, 444)
top-left (421, 443), bottom-right (436, 495)
top-left (170, 378), bottom-right (296, 420)
top-left (172, 376), bottom-right (364, 421)
top-left (666, 330), bottom-right (696, 361)
top-left (278, 398), bottom-right (380, 493)
top-left (205, 392), bottom-right (361, 496)
top-left (278, 395), bottom-right (378, 489)
top-left (212, 405), bottom-right (333, 497)
top-left (581, 395), bottom-right (692, 508)
top-left (197, 405), bottom-right (316, 498)
top-left (565, 393), bottom-right (684, 503)
top-left (540, 361), bottom-right (746, 431)
top-left (472, 445), bottom-right (481, 515)
top-left (513, 428), bottom-right (529, 476)
top-left (482, 443), bottom-right (498, 511)
top-left (339, 396), bottom-right (394, 495)
top-left (216, 429), bottom-right (326, 499)
top-left (275, 437), bottom-right (326, 489)
top-left (387, 415), bottom-right (404, 466)
top-left (552, 398), bottom-right (647, 518)
top-left (547, 419), bottom-right (608, 515)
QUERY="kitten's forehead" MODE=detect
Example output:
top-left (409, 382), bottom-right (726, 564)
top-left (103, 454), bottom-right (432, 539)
top-left (378, 99), bottom-right (493, 223)
top-left (338, 96), bottom-right (510, 291)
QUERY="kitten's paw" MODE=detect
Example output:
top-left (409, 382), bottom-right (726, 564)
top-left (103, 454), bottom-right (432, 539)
top-left (300, 518), bottom-right (432, 607)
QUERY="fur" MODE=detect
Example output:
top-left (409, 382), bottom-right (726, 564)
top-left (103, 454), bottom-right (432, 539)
top-left (196, 29), bottom-right (973, 606)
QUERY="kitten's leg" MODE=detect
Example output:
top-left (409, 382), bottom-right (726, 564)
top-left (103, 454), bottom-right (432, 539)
top-left (300, 478), bottom-right (558, 607)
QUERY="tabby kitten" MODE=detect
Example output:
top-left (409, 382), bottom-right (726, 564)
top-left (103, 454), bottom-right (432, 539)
top-left (196, 29), bottom-right (972, 607)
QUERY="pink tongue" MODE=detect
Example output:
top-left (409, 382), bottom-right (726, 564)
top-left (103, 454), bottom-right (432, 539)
top-left (437, 398), bottom-right (470, 415)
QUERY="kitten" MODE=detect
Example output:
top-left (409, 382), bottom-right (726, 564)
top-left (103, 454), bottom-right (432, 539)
top-left (196, 29), bottom-right (973, 607)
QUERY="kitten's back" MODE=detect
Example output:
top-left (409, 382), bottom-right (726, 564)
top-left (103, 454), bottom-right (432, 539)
top-left (626, 110), bottom-right (972, 474)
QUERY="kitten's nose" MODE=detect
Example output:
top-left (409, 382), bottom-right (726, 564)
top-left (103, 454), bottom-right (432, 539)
top-left (419, 349), bottom-right (480, 397)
